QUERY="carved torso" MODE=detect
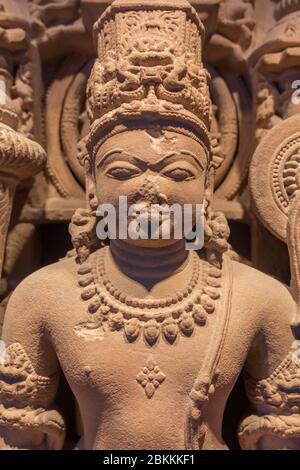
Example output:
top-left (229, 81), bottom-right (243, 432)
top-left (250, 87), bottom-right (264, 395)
top-left (57, 315), bottom-right (219, 449)
top-left (29, 249), bottom-right (286, 450)
top-left (0, 244), bottom-right (296, 450)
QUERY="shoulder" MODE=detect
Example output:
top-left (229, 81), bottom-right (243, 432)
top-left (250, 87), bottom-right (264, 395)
top-left (10, 254), bottom-right (78, 300)
top-left (229, 259), bottom-right (296, 327)
top-left (2, 255), bottom-right (79, 337)
top-left (229, 260), bottom-right (297, 378)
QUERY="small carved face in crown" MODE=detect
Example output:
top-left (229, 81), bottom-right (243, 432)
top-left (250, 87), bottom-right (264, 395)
top-left (94, 127), bottom-right (207, 247)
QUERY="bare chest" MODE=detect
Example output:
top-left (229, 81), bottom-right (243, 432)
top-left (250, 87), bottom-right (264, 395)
top-left (49, 299), bottom-right (248, 412)
top-left (46, 256), bottom-right (256, 424)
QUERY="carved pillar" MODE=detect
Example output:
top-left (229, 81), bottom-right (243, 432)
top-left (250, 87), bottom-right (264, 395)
top-left (0, 120), bottom-right (46, 277)
top-left (0, 178), bottom-right (16, 276)
top-left (0, 1), bottom-right (46, 277)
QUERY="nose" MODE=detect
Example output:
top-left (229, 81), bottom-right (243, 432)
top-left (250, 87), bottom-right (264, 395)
top-left (139, 173), bottom-right (168, 205)
top-left (139, 173), bottom-right (160, 197)
top-left (144, 169), bottom-right (158, 180)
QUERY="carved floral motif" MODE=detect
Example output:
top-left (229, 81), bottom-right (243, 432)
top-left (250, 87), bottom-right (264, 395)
top-left (136, 356), bottom-right (166, 398)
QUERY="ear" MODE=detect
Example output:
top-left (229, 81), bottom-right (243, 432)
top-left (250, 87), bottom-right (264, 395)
top-left (85, 159), bottom-right (99, 212)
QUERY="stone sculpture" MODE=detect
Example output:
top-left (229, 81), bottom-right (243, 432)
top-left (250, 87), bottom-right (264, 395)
top-left (0, 0), bottom-right (299, 451)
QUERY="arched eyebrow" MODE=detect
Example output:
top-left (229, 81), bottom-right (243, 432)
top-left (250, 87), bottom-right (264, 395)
top-left (151, 151), bottom-right (205, 171)
top-left (96, 148), bottom-right (205, 170)
top-left (180, 150), bottom-right (205, 170)
top-left (96, 149), bottom-right (127, 168)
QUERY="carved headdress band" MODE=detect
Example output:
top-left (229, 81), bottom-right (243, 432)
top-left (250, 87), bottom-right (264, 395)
top-left (86, 0), bottom-right (213, 162)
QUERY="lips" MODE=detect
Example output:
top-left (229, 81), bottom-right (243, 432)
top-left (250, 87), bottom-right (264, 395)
top-left (127, 202), bottom-right (174, 238)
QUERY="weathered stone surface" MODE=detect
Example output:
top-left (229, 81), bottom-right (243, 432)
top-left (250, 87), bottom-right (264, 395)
top-left (0, 0), bottom-right (299, 451)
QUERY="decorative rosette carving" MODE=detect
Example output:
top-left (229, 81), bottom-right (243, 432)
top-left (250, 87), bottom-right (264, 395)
top-left (250, 115), bottom-right (300, 243)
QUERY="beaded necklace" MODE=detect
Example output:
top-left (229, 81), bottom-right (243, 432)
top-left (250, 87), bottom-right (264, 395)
top-left (76, 247), bottom-right (222, 346)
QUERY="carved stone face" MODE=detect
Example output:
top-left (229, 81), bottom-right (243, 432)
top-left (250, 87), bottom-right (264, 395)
top-left (94, 128), bottom-right (208, 246)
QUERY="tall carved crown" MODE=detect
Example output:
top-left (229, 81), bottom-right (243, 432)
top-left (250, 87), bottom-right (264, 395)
top-left (87, 0), bottom-right (212, 157)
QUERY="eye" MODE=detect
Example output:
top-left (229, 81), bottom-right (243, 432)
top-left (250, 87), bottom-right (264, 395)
top-left (106, 164), bottom-right (141, 180)
top-left (163, 167), bottom-right (195, 181)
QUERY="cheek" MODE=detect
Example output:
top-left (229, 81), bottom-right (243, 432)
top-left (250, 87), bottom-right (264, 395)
top-left (159, 178), bottom-right (206, 206)
top-left (95, 173), bottom-right (117, 205)
top-left (95, 172), bottom-right (144, 204)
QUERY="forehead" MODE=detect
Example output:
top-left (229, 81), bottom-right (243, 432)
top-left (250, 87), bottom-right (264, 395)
top-left (96, 129), bottom-right (207, 164)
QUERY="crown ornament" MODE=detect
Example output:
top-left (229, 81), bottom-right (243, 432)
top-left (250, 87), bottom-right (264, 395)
top-left (86, 0), bottom-right (213, 158)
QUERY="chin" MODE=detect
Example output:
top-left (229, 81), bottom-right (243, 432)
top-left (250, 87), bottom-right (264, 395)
top-left (124, 238), bottom-right (182, 249)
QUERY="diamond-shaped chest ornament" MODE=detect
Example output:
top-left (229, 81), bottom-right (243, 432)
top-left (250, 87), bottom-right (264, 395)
top-left (136, 356), bottom-right (166, 399)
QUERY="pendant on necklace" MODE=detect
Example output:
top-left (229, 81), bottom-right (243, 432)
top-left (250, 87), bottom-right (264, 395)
top-left (75, 248), bottom-right (222, 346)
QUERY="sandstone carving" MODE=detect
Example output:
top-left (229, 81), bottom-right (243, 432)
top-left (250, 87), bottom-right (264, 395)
top-left (136, 355), bottom-right (166, 399)
top-left (0, 0), bottom-right (299, 452)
